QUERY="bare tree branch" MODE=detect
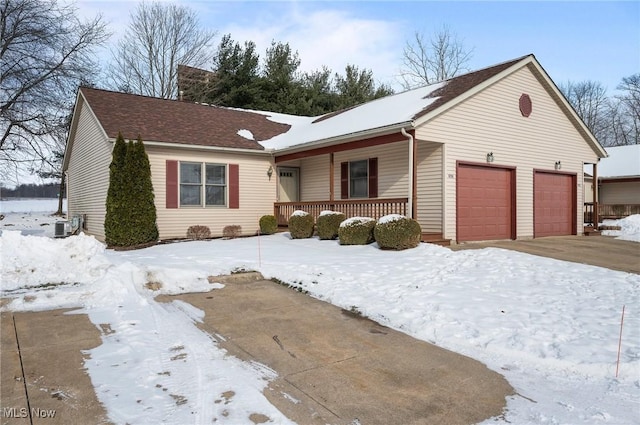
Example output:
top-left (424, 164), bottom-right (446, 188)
top-left (106, 1), bottom-right (216, 99)
top-left (0, 0), bottom-right (109, 183)
top-left (399, 26), bottom-right (473, 89)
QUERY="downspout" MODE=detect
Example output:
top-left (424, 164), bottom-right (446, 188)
top-left (401, 127), bottom-right (414, 219)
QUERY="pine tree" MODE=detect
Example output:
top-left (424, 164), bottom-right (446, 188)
top-left (131, 136), bottom-right (159, 244)
top-left (104, 132), bottom-right (127, 246)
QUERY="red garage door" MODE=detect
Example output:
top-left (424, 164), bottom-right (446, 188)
top-left (534, 171), bottom-right (576, 237)
top-left (457, 164), bottom-right (515, 242)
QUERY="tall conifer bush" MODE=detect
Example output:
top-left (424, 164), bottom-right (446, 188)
top-left (105, 134), bottom-right (158, 247)
top-left (131, 136), bottom-right (159, 244)
top-left (105, 132), bottom-right (127, 246)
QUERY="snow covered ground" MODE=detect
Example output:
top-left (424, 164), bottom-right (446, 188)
top-left (602, 215), bottom-right (640, 242)
top-left (1, 200), bottom-right (639, 424)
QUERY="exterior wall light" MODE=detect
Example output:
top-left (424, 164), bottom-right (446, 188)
top-left (486, 152), bottom-right (494, 163)
top-left (555, 161), bottom-right (562, 170)
top-left (267, 165), bottom-right (273, 180)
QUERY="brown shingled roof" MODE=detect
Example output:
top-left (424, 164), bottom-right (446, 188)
top-left (412, 55), bottom-right (529, 120)
top-left (80, 87), bottom-right (292, 150)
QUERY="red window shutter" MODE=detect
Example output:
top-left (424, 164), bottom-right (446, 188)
top-left (166, 160), bottom-right (178, 208)
top-left (229, 164), bottom-right (239, 209)
top-left (340, 162), bottom-right (349, 199)
top-left (368, 157), bottom-right (378, 198)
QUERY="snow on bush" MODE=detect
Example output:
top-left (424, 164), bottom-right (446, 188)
top-left (319, 210), bottom-right (342, 216)
top-left (316, 211), bottom-right (345, 240)
top-left (339, 216), bottom-right (375, 228)
top-left (377, 213), bottom-right (405, 224)
top-left (338, 217), bottom-right (376, 245)
top-left (288, 210), bottom-right (314, 239)
top-left (374, 215), bottom-right (421, 250)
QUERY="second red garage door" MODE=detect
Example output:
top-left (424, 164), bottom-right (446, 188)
top-left (457, 164), bottom-right (515, 242)
top-left (534, 171), bottom-right (576, 237)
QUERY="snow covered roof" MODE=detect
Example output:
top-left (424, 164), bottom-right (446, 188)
top-left (74, 55), bottom-right (584, 159)
top-left (259, 56), bottom-right (527, 151)
top-left (258, 83), bottom-right (444, 150)
top-left (598, 145), bottom-right (640, 178)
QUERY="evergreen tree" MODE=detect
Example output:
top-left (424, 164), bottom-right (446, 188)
top-left (207, 34), bottom-right (261, 108)
top-left (104, 132), bottom-right (127, 246)
top-left (259, 41), bottom-right (304, 114)
top-left (335, 65), bottom-right (394, 109)
top-left (131, 136), bottom-right (159, 244)
top-left (105, 134), bottom-right (158, 247)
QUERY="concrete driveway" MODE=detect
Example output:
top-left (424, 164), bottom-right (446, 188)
top-left (1, 309), bottom-right (110, 425)
top-left (450, 235), bottom-right (639, 274)
top-left (159, 273), bottom-right (514, 425)
top-left (2, 274), bottom-right (514, 425)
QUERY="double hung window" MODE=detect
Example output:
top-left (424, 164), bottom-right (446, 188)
top-left (179, 162), bottom-right (226, 206)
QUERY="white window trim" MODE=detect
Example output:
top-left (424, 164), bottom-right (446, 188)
top-left (178, 161), bottom-right (228, 208)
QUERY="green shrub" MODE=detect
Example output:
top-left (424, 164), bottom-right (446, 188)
top-left (105, 132), bottom-right (127, 246)
top-left (259, 215), bottom-right (277, 235)
top-left (374, 214), bottom-right (422, 250)
top-left (316, 211), bottom-right (346, 240)
top-left (288, 210), bottom-right (314, 239)
top-left (186, 225), bottom-right (211, 240)
top-left (338, 217), bottom-right (376, 245)
top-left (105, 134), bottom-right (158, 247)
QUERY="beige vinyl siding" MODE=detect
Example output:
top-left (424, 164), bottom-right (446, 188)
top-left (416, 143), bottom-right (443, 233)
top-left (66, 102), bottom-right (112, 240)
top-left (584, 177), bottom-right (594, 203)
top-left (418, 64), bottom-right (600, 241)
top-left (600, 181), bottom-right (640, 204)
top-left (300, 154), bottom-right (330, 201)
top-left (333, 141), bottom-right (409, 199)
top-left (147, 146), bottom-right (275, 239)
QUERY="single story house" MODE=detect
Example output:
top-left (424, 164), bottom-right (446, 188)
top-left (584, 145), bottom-right (640, 219)
top-left (63, 54), bottom-right (607, 244)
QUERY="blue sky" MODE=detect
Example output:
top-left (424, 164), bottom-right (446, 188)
top-left (78, 0), bottom-right (640, 93)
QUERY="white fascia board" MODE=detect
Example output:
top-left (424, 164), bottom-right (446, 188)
top-left (272, 122), bottom-right (414, 156)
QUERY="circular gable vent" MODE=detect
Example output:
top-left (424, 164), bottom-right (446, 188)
top-left (519, 94), bottom-right (532, 117)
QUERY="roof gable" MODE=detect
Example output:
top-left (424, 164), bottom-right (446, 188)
top-left (78, 87), bottom-right (293, 150)
top-left (259, 55), bottom-right (543, 152)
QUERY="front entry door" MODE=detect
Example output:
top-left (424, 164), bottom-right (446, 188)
top-left (278, 167), bottom-right (299, 202)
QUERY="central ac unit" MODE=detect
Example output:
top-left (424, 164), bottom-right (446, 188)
top-left (54, 221), bottom-right (69, 238)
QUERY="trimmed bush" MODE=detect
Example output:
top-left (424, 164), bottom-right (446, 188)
top-left (316, 210), bottom-right (346, 240)
top-left (223, 225), bottom-right (242, 239)
top-left (187, 225), bottom-right (211, 240)
top-left (288, 210), bottom-right (314, 239)
top-left (259, 215), bottom-right (277, 235)
top-left (374, 214), bottom-right (422, 250)
top-left (338, 217), bottom-right (376, 245)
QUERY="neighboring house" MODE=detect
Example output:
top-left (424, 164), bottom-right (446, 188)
top-left (585, 145), bottom-right (640, 219)
top-left (63, 54), bottom-right (607, 244)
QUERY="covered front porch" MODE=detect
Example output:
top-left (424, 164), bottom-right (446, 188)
top-left (272, 131), bottom-right (448, 244)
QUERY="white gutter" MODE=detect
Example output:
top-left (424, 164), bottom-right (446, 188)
top-left (127, 140), bottom-right (274, 156)
top-left (267, 122), bottom-right (412, 155)
top-left (401, 127), bottom-right (414, 219)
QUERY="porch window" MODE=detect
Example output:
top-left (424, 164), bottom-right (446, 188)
top-left (341, 158), bottom-right (378, 199)
top-left (349, 160), bottom-right (368, 198)
top-left (179, 162), bottom-right (226, 206)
